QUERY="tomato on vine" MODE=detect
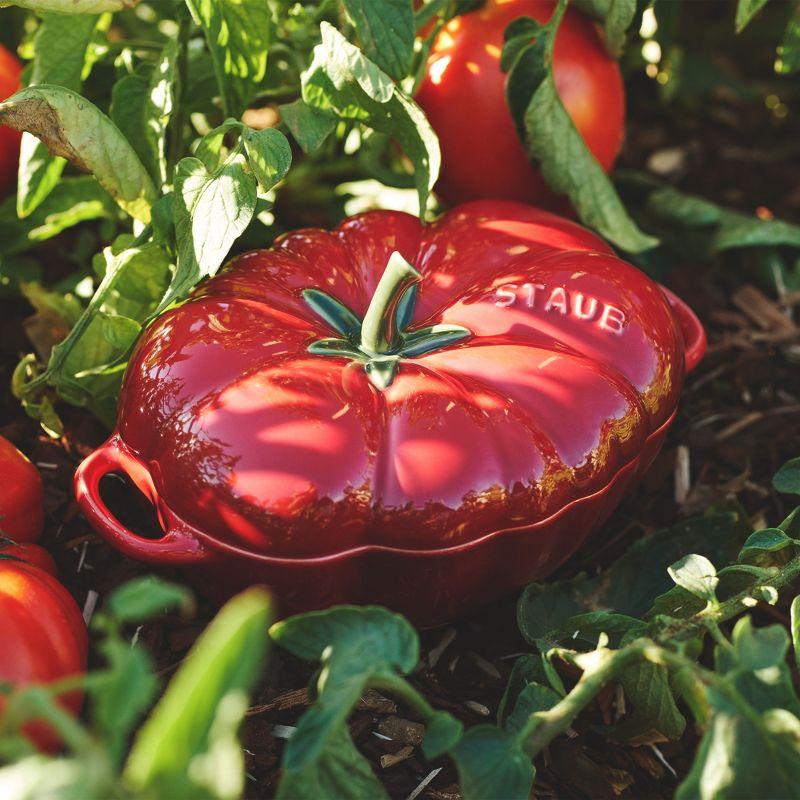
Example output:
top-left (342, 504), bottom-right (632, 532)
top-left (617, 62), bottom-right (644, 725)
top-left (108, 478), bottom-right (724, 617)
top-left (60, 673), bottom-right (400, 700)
top-left (0, 435), bottom-right (44, 543)
top-left (0, 43), bottom-right (21, 197)
top-left (0, 556), bottom-right (87, 751)
top-left (416, 0), bottom-right (625, 206)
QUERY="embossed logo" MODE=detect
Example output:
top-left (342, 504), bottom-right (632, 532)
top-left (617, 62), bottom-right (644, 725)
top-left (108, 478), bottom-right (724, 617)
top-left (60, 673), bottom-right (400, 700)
top-left (494, 283), bottom-right (626, 335)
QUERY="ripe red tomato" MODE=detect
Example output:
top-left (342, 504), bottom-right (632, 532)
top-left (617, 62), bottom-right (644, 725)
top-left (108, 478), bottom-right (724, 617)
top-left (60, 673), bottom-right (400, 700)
top-left (416, 0), bottom-right (625, 206)
top-left (0, 43), bottom-right (21, 197)
top-left (0, 558), bottom-right (87, 751)
top-left (0, 435), bottom-right (45, 543)
top-left (0, 541), bottom-right (57, 575)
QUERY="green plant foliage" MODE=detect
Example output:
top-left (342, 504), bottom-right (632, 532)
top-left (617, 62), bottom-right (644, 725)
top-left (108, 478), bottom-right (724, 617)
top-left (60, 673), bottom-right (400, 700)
top-left (17, 11), bottom-right (99, 217)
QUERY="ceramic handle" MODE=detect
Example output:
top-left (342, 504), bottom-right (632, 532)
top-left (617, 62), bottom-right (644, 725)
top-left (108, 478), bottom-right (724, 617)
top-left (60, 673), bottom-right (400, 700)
top-left (74, 434), bottom-right (205, 564)
top-left (661, 287), bottom-right (707, 374)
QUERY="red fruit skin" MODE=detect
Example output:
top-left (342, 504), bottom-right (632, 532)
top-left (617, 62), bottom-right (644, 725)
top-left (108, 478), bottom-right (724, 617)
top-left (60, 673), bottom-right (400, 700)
top-left (0, 43), bottom-right (21, 197)
top-left (416, 0), bottom-right (625, 206)
top-left (75, 201), bottom-right (704, 626)
top-left (0, 542), bottom-right (57, 575)
top-left (0, 435), bottom-right (45, 543)
top-left (0, 559), bottom-right (87, 751)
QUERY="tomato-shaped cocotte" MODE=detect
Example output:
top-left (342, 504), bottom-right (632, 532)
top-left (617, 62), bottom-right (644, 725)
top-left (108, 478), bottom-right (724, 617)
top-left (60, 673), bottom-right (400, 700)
top-left (75, 201), bottom-right (704, 625)
top-left (416, 0), bottom-right (625, 206)
top-left (0, 435), bottom-right (44, 543)
top-left (0, 43), bottom-right (21, 197)
top-left (0, 557), bottom-right (87, 750)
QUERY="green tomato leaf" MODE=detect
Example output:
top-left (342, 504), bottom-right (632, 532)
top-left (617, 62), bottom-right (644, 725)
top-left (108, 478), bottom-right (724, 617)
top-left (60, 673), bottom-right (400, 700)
top-left (241, 127), bottom-right (292, 192)
top-left (571, 0), bottom-right (636, 56)
top-left (342, 0), bottom-right (415, 80)
top-left (677, 693), bottom-right (800, 800)
top-left (422, 711), bottom-right (464, 759)
top-left (278, 99), bottom-right (337, 154)
top-left (0, 0), bottom-right (127, 9)
top-left (104, 576), bottom-right (193, 624)
top-left (505, 682), bottom-right (561, 736)
top-left (735, 0), bottom-right (769, 33)
top-left (0, 85), bottom-right (157, 223)
top-left (111, 37), bottom-right (178, 187)
top-left (17, 11), bottom-right (99, 217)
top-left (777, 10), bottom-right (800, 74)
top-left (518, 512), bottom-right (747, 647)
top-left (450, 725), bottom-right (534, 800)
top-left (162, 152), bottom-right (257, 314)
top-left (501, 3), bottom-right (657, 253)
top-left (185, 0), bottom-right (271, 118)
top-left (606, 661), bottom-right (686, 744)
top-left (90, 638), bottom-right (158, 768)
top-left (738, 528), bottom-right (796, 567)
top-left (276, 728), bottom-right (388, 800)
top-left (730, 617), bottom-right (790, 672)
top-left (774, 457), bottom-right (800, 496)
top-left (668, 554), bottom-right (719, 604)
top-left (17, 241), bottom-right (172, 424)
top-left (270, 605), bottom-right (418, 772)
top-left (124, 587), bottom-right (272, 797)
top-left (0, 176), bottom-right (117, 254)
top-left (302, 22), bottom-right (440, 215)
top-left (792, 595), bottom-right (800, 671)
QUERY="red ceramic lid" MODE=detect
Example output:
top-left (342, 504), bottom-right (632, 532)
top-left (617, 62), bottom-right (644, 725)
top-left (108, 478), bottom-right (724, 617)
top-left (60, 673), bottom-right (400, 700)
top-left (117, 200), bottom-right (702, 558)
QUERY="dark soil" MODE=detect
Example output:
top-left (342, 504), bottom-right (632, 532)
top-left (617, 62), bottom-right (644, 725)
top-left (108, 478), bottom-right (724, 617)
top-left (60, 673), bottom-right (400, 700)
top-left (2, 22), bottom-right (800, 799)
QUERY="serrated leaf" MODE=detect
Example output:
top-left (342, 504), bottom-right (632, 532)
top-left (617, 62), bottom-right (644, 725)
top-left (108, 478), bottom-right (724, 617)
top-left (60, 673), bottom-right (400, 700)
top-left (162, 152), bottom-right (256, 313)
top-left (342, 0), bottom-right (415, 80)
top-left (270, 606), bottom-right (418, 773)
top-left (450, 726), bottom-right (534, 800)
top-left (668, 554), bottom-right (719, 603)
top-left (125, 588), bottom-right (272, 797)
top-left (185, 0), bottom-right (271, 118)
top-left (241, 127), bottom-right (292, 192)
top-left (278, 99), bottom-right (337, 153)
top-left (17, 12), bottom-right (99, 217)
top-left (572, 0), bottom-right (636, 56)
top-left (774, 457), bottom-right (800, 495)
top-left (502, 4), bottom-right (656, 252)
top-left (17, 242), bottom-right (172, 423)
top-left (302, 22), bottom-right (440, 215)
top-left (0, 85), bottom-right (157, 222)
top-left (111, 37), bottom-right (178, 187)
top-left (735, 0), bottom-right (769, 33)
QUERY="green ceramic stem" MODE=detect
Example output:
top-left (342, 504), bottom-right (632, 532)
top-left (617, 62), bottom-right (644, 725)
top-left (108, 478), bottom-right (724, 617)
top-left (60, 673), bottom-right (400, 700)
top-left (359, 252), bottom-right (422, 355)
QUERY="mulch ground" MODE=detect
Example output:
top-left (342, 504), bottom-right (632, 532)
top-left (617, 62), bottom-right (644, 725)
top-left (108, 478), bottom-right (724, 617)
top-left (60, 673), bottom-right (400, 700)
top-left (2, 39), bottom-right (800, 800)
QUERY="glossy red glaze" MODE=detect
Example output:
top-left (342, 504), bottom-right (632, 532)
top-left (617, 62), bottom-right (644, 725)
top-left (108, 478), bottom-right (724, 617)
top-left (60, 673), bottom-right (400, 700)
top-left (416, 0), bottom-right (625, 207)
top-left (0, 43), bottom-right (21, 197)
top-left (0, 558), bottom-right (87, 751)
top-left (0, 435), bottom-right (44, 543)
top-left (75, 201), bottom-right (705, 626)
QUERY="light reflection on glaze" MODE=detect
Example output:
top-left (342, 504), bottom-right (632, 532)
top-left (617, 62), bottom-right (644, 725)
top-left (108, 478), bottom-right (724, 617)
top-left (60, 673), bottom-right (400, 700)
top-left (114, 200), bottom-right (698, 558)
